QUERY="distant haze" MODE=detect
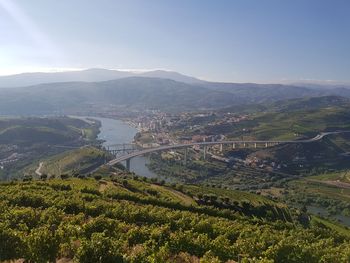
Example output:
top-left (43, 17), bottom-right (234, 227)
top-left (1, 1), bottom-right (349, 83)
top-left (1, 68), bottom-right (350, 90)
top-left (0, 68), bottom-right (204, 88)
top-left (0, 72), bottom-right (350, 115)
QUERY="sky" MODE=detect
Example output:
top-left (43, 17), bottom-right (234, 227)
top-left (0, 0), bottom-right (349, 83)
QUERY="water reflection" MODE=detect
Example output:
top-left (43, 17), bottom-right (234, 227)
top-left (77, 116), bottom-right (157, 178)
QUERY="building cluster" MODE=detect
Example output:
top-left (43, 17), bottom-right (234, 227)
top-left (128, 109), bottom-right (253, 157)
top-left (244, 156), bottom-right (287, 170)
top-left (207, 113), bottom-right (249, 126)
top-left (179, 134), bottom-right (226, 144)
top-left (0, 152), bottom-right (22, 167)
top-left (132, 112), bottom-right (177, 132)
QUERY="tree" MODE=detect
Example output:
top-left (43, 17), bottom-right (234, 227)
top-left (209, 194), bottom-right (218, 203)
top-left (122, 180), bottom-right (129, 187)
top-left (94, 175), bottom-right (102, 180)
top-left (60, 174), bottom-right (69, 180)
top-left (23, 175), bottom-right (33, 181)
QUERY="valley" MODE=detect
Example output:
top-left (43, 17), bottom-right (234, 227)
top-left (2, 1), bottom-right (350, 261)
top-left (1, 73), bottom-right (350, 262)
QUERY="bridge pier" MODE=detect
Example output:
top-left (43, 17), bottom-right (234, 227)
top-left (184, 148), bottom-right (188, 165)
top-left (105, 132), bottom-right (344, 169)
top-left (219, 144), bottom-right (223, 152)
top-left (125, 159), bottom-right (131, 171)
top-left (203, 146), bottom-right (207, 160)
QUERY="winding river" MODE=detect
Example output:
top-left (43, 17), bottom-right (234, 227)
top-left (92, 117), bottom-right (157, 178)
top-left (72, 115), bottom-right (156, 177)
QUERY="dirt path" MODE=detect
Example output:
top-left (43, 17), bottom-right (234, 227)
top-left (151, 184), bottom-right (196, 206)
top-left (98, 180), bottom-right (114, 192)
top-left (35, 162), bottom-right (44, 176)
top-left (309, 179), bottom-right (350, 189)
top-left (323, 180), bottom-right (350, 189)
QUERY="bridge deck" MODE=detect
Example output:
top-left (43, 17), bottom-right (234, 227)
top-left (107, 131), bottom-right (350, 166)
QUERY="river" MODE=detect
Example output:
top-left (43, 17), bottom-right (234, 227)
top-left (91, 117), bottom-right (157, 178)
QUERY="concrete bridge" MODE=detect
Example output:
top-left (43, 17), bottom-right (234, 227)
top-left (105, 143), bottom-right (138, 156)
top-left (106, 131), bottom-right (349, 170)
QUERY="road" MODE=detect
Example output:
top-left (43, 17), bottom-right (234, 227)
top-left (107, 131), bottom-right (350, 166)
top-left (35, 162), bottom-right (44, 176)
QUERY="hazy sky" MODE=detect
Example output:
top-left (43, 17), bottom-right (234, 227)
top-left (0, 0), bottom-right (349, 83)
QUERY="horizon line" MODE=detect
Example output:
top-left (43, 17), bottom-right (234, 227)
top-left (0, 67), bottom-right (349, 86)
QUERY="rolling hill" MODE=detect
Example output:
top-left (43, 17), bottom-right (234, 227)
top-left (0, 77), bottom-right (239, 115)
top-left (0, 117), bottom-right (99, 180)
top-left (1, 76), bottom-right (350, 115)
top-left (0, 117), bottom-right (93, 145)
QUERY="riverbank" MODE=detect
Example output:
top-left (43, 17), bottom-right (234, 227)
top-left (73, 116), bottom-right (157, 178)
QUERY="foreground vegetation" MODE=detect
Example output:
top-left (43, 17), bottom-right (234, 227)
top-left (1, 174), bottom-right (350, 262)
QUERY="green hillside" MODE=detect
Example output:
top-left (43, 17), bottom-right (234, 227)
top-left (222, 96), bottom-right (350, 173)
top-left (0, 117), bottom-right (98, 145)
top-left (24, 146), bottom-right (108, 178)
top-left (248, 107), bottom-right (350, 141)
top-left (0, 117), bottom-right (100, 180)
top-left (221, 99), bottom-right (348, 142)
top-left (1, 175), bottom-right (350, 262)
top-left (174, 96), bottom-right (350, 143)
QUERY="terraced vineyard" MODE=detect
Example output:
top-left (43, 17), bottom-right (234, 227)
top-left (1, 174), bottom-right (350, 262)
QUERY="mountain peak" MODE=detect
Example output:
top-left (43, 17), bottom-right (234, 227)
top-left (139, 70), bottom-right (204, 84)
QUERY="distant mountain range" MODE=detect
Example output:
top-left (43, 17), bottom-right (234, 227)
top-left (0, 68), bottom-right (204, 88)
top-left (0, 69), bottom-right (350, 115)
top-left (220, 95), bottom-right (350, 114)
top-left (290, 81), bottom-right (350, 90)
top-left (0, 77), bottom-right (231, 115)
